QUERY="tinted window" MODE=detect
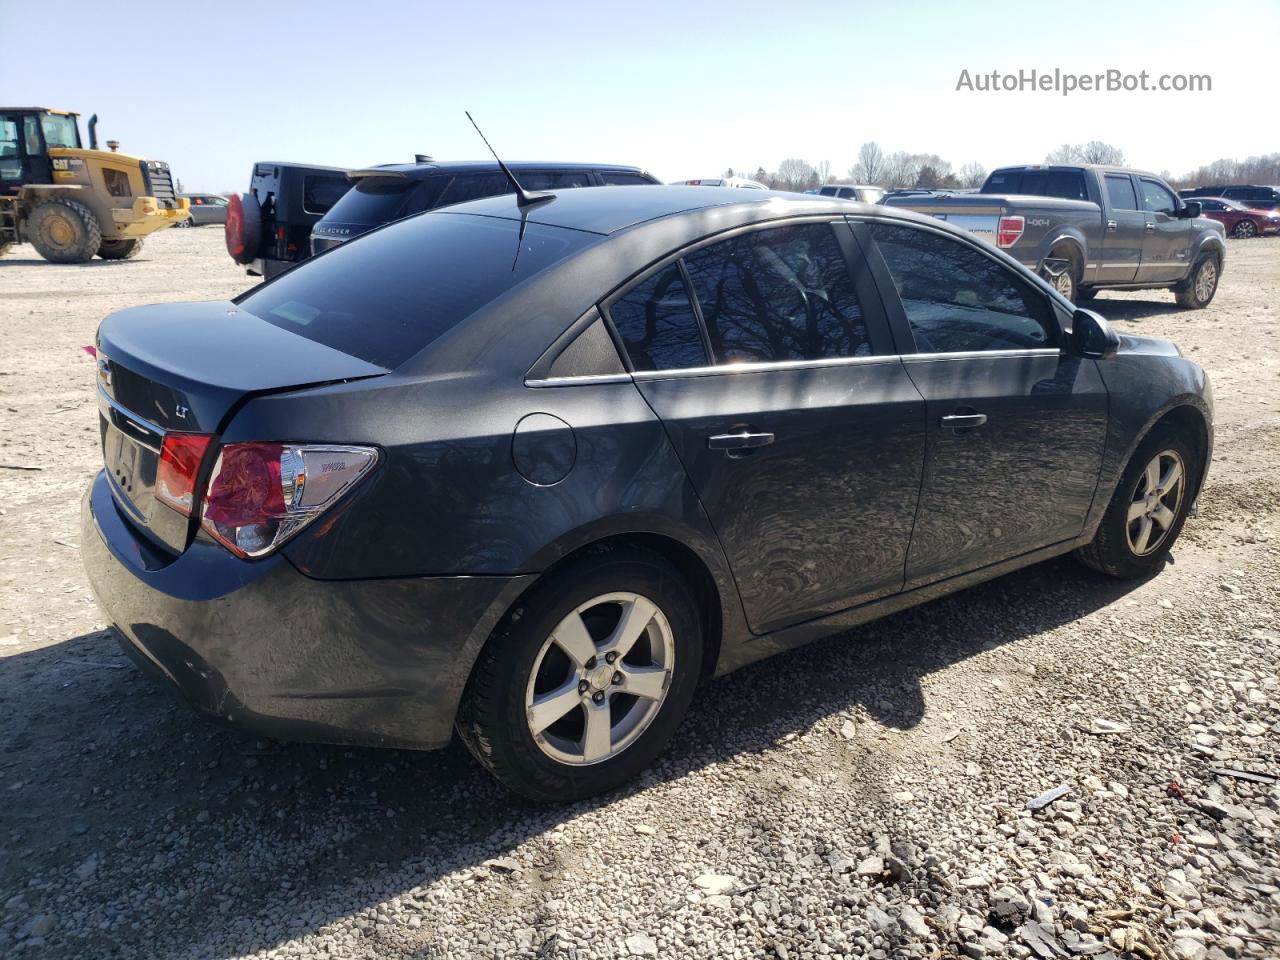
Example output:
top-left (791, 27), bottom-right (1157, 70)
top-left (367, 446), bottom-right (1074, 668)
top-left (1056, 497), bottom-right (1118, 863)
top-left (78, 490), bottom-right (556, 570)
top-left (521, 170), bottom-right (594, 190)
top-left (237, 214), bottom-right (596, 368)
top-left (1046, 171), bottom-right (1088, 201)
top-left (683, 223), bottom-right (870, 364)
top-left (1245, 188), bottom-right (1279, 204)
top-left (323, 177), bottom-right (414, 223)
top-left (1105, 174), bottom-right (1139, 210)
top-left (435, 173), bottom-right (511, 207)
top-left (1222, 187), bottom-right (1246, 199)
top-left (600, 172), bottom-right (656, 186)
top-left (303, 175), bottom-right (351, 214)
top-left (1199, 199), bottom-right (1224, 211)
top-left (819, 186), bottom-right (838, 196)
top-left (869, 222), bottom-right (1054, 353)
top-left (1139, 178), bottom-right (1177, 216)
top-left (608, 264), bottom-right (707, 371)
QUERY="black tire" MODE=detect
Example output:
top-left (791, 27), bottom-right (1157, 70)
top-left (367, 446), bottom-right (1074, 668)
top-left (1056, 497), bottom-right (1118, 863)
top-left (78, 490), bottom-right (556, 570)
top-left (174, 216), bottom-right (193, 228)
top-left (1075, 287), bottom-right (1098, 302)
top-left (97, 238), bottom-right (143, 260)
top-left (0, 241), bottom-right (11, 257)
top-left (1232, 220), bottom-right (1257, 239)
top-left (1174, 253), bottom-right (1220, 309)
top-left (1074, 424), bottom-right (1201, 579)
top-left (28, 198), bottom-right (101, 263)
top-left (456, 545), bottom-right (704, 802)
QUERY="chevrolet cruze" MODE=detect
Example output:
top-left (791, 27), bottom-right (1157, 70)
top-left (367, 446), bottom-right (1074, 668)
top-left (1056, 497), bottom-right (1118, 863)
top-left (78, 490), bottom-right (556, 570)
top-left (82, 186), bottom-right (1212, 801)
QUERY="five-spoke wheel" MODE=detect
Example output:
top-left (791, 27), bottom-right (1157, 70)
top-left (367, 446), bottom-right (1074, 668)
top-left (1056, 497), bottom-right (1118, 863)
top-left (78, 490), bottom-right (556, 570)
top-left (1125, 450), bottom-right (1185, 556)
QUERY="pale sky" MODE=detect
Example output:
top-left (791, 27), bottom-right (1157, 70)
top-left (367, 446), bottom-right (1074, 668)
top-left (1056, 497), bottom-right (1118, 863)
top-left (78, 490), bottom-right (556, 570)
top-left (4, 0), bottom-right (1276, 192)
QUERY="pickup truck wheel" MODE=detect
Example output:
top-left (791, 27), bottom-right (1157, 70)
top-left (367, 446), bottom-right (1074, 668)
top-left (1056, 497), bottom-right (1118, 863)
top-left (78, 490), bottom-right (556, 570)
top-left (1042, 254), bottom-right (1079, 301)
top-left (1074, 424), bottom-right (1200, 579)
top-left (1231, 220), bottom-right (1256, 239)
top-left (1174, 254), bottom-right (1219, 309)
top-left (1075, 287), bottom-right (1098, 302)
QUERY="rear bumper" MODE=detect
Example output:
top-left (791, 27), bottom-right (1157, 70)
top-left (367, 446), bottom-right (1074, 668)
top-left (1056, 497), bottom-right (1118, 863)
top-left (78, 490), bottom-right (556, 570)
top-left (81, 470), bottom-right (533, 750)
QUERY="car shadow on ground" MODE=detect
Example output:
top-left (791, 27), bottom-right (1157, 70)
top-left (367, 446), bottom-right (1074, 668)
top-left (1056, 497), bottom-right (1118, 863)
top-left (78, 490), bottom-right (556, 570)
top-left (0, 258), bottom-right (140, 268)
top-left (1087, 296), bottom-right (1189, 322)
top-left (0, 554), bottom-right (1151, 958)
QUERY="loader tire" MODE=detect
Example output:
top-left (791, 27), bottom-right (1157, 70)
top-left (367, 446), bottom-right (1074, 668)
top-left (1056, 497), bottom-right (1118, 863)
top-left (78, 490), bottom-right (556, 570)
top-left (97, 238), bottom-right (144, 260)
top-left (29, 198), bottom-right (101, 263)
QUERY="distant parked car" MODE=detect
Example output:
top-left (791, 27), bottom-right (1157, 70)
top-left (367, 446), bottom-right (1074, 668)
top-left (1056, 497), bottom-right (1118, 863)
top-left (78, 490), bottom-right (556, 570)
top-left (674, 177), bottom-right (767, 190)
top-left (814, 183), bottom-right (886, 203)
top-left (178, 194), bottom-right (230, 227)
top-left (1179, 184), bottom-right (1280, 213)
top-left (886, 164), bottom-right (1226, 307)
top-left (310, 161), bottom-right (658, 255)
top-left (1191, 197), bottom-right (1280, 239)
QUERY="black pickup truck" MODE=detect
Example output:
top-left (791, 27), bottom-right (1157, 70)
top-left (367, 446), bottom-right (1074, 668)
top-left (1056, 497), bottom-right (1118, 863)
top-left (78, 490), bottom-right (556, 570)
top-left (883, 164), bottom-right (1226, 308)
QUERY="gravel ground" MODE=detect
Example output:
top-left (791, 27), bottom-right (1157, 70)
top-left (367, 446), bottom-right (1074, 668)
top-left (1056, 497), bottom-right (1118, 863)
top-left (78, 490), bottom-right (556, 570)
top-left (1, 229), bottom-right (1277, 960)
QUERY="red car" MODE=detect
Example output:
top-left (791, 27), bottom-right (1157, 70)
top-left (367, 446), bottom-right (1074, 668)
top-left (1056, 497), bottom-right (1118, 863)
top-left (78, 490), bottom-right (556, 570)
top-left (1194, 197), bottom-right (1280, 238)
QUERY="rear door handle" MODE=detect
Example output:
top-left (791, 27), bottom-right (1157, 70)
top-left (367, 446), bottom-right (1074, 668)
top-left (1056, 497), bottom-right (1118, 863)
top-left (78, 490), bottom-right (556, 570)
top-left (1106, 219), bottom-right (1118, 232)
top-left (940, 413), bottom-right (988, 430)
top-left (708, 431), bottom-right (775, 452)
top-left (1145, 222), bottom-right (1156, 233)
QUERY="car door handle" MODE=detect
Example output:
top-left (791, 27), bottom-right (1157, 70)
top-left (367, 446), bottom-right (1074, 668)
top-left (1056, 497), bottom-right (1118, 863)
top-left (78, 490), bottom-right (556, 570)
top-left (708, 431), bottom-right (775, 452)
top-left (1106, 219), bottom-right (1118, 232)
top-left (940, 413), bottom-right (988, 431)
top-left (1145, 223), bottom-right (1156, 232)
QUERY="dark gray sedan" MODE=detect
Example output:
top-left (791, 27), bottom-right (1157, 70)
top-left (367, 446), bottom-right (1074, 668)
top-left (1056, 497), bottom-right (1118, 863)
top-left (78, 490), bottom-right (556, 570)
top-left (81, 186), bottom-right (1212, 801)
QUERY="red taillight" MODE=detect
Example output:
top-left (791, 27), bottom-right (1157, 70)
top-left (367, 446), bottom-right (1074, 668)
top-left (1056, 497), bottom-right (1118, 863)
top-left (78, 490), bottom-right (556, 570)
top-left (200, 442), bottom-right (378, 558)
top-left (155, 433), bottom-right (213, 516)
top-left (997, 215), bottom-right (1025, 248)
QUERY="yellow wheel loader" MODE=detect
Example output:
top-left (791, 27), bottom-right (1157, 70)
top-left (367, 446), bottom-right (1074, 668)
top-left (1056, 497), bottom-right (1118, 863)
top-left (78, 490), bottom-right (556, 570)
top-left (0, 108), bottom-right (189, 263)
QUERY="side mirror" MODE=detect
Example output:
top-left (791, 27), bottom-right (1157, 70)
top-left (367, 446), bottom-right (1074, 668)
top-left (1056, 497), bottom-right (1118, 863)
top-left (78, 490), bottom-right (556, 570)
top-left (1072, 308), bottom-right (1121, 359)
top-left (1181, 200), bottom-right (1202, 218)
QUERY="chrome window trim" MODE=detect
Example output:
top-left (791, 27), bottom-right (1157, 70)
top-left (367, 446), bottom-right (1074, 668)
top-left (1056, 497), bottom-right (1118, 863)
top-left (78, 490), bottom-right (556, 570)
top-left (902, 347), bottom-right (1060, 363)
top-left (526, 347), bottom-right (1063, 385)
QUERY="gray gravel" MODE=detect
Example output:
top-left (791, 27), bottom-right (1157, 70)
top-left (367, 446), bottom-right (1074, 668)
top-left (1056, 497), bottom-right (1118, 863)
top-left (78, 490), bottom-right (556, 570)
top-left (1, 231), bottom-right (1277, 959)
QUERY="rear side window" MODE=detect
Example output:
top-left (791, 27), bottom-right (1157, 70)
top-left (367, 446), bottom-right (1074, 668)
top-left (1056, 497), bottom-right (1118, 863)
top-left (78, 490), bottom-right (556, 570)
top-left (236, 214), bottom-right (597, 369)
top-left (682, 223), bottom-right (870, 364)
top-left (869, 222), bottom-right (1055, 353)
top-left (608, 264), bottom-right (707, 371)
top-left (1105, 174), bottom-right (1139, 210)
top-left (600, 172), bottom-right (656, 186)
top-left (435, 173), bottom-right (511, 207)
top-left (522, 170), bottom-right (594, 190)
top-left (323, 177), bottom-right (414, 223)
top-left (1046, 171), bottom-right (1087, 201)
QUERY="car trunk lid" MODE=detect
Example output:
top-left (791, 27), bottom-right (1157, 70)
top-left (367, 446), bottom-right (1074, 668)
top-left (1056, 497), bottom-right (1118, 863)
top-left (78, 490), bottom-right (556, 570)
top-left (95, 300), bottom-right (386, 555)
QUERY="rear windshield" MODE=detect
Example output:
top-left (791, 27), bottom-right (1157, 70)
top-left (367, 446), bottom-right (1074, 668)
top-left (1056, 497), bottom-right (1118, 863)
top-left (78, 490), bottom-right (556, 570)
top-left (982, 170), bottom-right (1088, 201)
top-left (236, 213), bottom-right (597, 368)
top-left (323, 177), bottom-right (417, 224)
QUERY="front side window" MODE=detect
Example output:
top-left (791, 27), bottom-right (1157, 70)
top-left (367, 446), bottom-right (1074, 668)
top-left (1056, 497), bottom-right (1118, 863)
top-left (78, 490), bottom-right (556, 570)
top-left (39, 113), bottom-right (78, 149)
top-left (682, 223), bottom-right (870, 364)
top-left (1139, 179), bottom-right (1177, 216)
top-left (869, 222), bottom-right (1055, 353)
top-left (0, 119), bottom-right (19, 179)
top-left (1105, 174), bottom-right (1139, 210)
top-left (607, 264), bottom-right (707, 371)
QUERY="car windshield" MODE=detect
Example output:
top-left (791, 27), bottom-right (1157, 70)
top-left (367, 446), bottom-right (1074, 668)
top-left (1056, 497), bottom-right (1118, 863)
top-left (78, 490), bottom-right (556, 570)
top-left (40, 113), bottom-right (79, 148)
top-left (236, 212), bottom-right (598, 368)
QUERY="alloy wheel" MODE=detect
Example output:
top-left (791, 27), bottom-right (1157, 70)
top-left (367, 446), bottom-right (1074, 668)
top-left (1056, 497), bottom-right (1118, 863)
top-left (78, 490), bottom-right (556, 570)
top-left (1232, 220), bottom-right (1256, 238)
top-left (525, 592), bottom-right (674, 766)
top-left (1194, 261), bottom-right (1218, 302)
top-left (1050, 269), bottom-right (1074, 299)
top-left (1126, 449), bottom-right (1185, 556)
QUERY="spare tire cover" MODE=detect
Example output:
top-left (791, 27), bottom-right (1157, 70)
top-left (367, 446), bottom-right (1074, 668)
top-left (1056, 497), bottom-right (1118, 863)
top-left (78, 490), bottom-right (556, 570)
top-left (225, 193), bottom-right (262, 264)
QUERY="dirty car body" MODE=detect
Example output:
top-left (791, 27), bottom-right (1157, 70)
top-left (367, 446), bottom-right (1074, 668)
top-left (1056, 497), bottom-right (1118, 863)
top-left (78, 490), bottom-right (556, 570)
top-left (81, 187), bottom-right (1213, 797)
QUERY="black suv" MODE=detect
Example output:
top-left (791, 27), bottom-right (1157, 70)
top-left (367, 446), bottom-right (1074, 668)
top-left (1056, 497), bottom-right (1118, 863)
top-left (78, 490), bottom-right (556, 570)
top-left (310, 161), bottom-right (659, 255)
top-left (1179, 184), bottom-right (1280, 212)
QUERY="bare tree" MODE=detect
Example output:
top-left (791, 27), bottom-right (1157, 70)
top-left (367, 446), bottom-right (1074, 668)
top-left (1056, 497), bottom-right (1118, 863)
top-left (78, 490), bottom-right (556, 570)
top-left (958, 162), bottom-right (987, 189)
top-left (883, 151), bottom-right (919, 188)
top-left (776, 158), bottom-right (818, 192)
top-left (851, 141), bottom-right (885, 184)
top-left (1046, 141), bottom-right (1125, 165)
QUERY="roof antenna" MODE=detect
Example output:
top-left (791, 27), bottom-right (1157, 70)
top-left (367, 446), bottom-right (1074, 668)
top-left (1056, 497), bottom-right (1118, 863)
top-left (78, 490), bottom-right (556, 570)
top-left (466, 111), bottom-right (553, 208)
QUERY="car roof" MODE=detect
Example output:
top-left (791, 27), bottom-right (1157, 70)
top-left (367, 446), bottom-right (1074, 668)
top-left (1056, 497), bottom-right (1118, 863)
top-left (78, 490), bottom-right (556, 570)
top-left (352, 160), bottom-right (646, 181)
top-left (429, 184), bottom-right (933, 236)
